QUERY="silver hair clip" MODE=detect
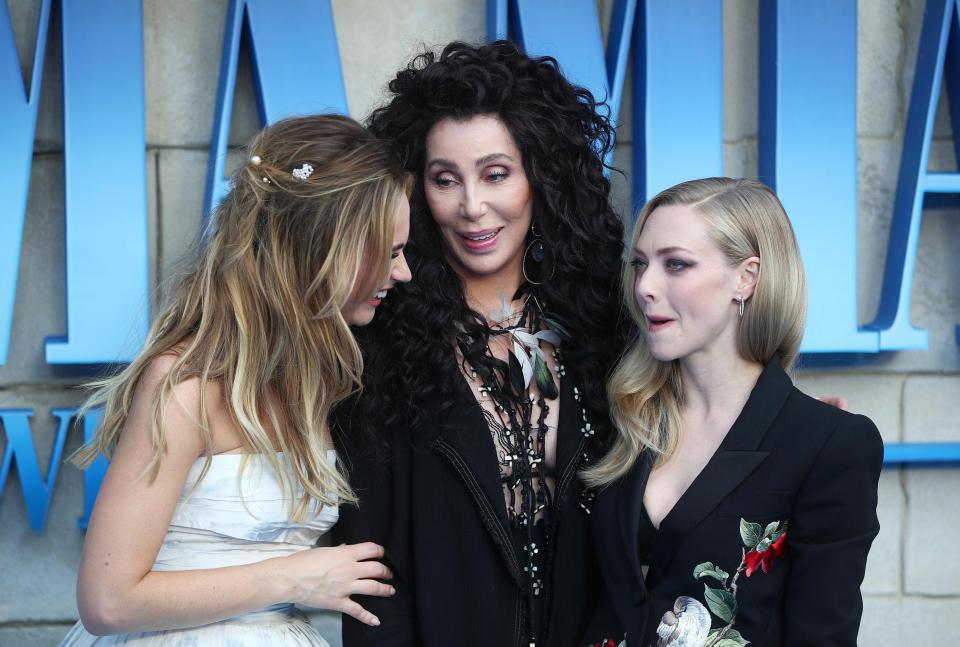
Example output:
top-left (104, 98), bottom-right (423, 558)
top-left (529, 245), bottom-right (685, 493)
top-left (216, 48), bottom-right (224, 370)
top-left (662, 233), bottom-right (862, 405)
top-left (292, 163), bottom-right (314, 180)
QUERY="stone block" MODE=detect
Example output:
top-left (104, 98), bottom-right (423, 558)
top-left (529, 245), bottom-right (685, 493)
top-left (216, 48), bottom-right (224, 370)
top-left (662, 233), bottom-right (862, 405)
top-left (793, 372), bottom-right (902, 443)
top-left (861, 471), bottom-right (903, 595)
top-left (903, 375), bottom-right (960, 442)
top-left (0, 624), bottom-right (76, 647)
top-left (904, 469), bottom-right (960, 595)
top-left (723, 0), bottom-right (758, 143)
top-left (143, 0), bottom-right (260, 148)
top-left (156, 149), bottom-right (209, 287)
top-left (0, 387), bottom-right (89, 622)
top-left (857, 0), bottom-right (903, 138)
top-left (332, 0), bottom-right (485, 121)
top-left (0, 156), bottom-right (68, 386)
top-left (859, 595), bottom-right (960, 646)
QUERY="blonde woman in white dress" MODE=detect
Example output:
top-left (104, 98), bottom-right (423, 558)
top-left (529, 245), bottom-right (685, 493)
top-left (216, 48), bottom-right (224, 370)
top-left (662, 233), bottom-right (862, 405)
top-left (60, 114), bottom-right (412, 646)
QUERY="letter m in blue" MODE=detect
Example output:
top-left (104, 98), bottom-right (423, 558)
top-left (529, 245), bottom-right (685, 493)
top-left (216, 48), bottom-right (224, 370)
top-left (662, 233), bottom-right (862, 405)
top-left (0, 1), bottom-right (149, 364)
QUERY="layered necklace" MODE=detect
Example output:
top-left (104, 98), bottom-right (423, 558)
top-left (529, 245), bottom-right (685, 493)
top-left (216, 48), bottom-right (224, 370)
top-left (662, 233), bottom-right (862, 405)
top-left (460, 294), bottom-right (568, 645)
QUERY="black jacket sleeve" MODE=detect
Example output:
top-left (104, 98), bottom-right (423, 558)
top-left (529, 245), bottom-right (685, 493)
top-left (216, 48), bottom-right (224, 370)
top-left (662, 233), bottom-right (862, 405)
top-left (783, 414), bottom-right (883, 646)
top-left (333, 424), bottom-right (417, 647)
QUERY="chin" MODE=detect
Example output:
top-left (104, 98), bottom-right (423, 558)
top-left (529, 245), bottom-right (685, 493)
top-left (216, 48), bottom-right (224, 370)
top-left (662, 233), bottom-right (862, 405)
top-left (645, 341), bottom-right (684, 363)
top-left (343, 307), bottom-right (375, 327)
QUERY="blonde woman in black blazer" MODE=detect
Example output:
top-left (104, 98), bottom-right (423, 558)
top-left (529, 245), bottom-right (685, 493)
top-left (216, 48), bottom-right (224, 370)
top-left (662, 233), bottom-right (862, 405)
top-left (584, 178), bottom-right (883, 647)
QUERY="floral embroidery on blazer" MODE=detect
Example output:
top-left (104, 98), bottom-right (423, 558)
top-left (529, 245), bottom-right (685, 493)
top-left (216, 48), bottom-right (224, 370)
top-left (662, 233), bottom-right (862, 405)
top-left (652, 518), bottom-right (789, 647)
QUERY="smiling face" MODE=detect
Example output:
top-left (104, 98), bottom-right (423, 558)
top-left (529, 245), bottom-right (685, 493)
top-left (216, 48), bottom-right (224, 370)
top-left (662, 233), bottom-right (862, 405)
top-left (632, 204), bottom-right (752, 364)
top-left (340, 197), bottom-right (412, 326)
top-left (423, 114), bottom-right (533, 292)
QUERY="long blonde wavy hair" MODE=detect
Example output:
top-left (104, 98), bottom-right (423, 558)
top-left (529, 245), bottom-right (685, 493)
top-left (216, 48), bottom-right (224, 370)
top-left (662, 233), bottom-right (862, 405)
top-left (583, 178), bottom-right (807, 489)
top-left (73, 115), bottom-right (409, 518)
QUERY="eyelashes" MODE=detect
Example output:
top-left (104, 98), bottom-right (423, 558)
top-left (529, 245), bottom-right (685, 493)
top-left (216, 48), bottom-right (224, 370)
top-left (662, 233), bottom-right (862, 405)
top-left (428, 168), bottom-right (510, 188)
top-left (630, 258), bottom-right (693, 272)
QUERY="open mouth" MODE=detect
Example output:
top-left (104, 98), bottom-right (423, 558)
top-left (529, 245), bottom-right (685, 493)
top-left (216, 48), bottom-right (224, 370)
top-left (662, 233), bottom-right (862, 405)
top-left (458, 228), bottom-right (503, 251)
top-left (366, 288), bottom-right (387, 305)
top-left (646, 316), bottom-right (674, 332)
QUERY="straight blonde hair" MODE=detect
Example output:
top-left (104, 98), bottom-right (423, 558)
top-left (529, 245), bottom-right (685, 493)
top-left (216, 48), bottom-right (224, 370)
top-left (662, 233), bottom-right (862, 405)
top-left (73, 115), bottom-right (409, 518)
top-left (583, 177), bottom-right (807, 489)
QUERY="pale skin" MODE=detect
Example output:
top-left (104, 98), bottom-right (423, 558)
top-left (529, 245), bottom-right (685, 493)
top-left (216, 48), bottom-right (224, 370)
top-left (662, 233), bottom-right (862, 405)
top-left (424, 114), bottom-right (559, 509)
top-left (76, 210), bottom-right (412, 636)
top-left (632, 205), bottom-right (764, 530)
top-left (633, 205), bottom-right (845, 533)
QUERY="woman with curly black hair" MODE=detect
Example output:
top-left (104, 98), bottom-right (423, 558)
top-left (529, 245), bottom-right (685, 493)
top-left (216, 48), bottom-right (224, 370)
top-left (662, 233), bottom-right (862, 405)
top-left (333, 40), bottom-right (628, 647)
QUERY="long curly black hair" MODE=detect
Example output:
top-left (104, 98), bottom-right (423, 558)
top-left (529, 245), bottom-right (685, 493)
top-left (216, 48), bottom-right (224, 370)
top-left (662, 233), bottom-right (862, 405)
top-left (351, 40), bottom-right (629, 442)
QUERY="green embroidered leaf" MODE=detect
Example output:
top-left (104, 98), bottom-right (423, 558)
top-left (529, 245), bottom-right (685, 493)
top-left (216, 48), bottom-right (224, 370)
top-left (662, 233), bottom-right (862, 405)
top-left (703, 584), bottom-right (737, 623)
top-left (739, 518), bottom-right (763, 549)
top-left (693, 561), bottom-right (730, 583)
top-left (715, 639), bottom-right (749, 647)
top-left (755, 537), bottom-right (773, 553)
top-left (706, 628), bottom-right (749, 646)
top-left (534, 349), bottom-right (559, 399)
top-left (763, 520), bottom-right (781, 540)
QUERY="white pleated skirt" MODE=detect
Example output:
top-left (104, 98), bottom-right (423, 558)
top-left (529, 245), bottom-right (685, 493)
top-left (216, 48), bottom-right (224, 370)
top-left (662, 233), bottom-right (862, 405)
top-left (59, 605), bottom-right (330, 646)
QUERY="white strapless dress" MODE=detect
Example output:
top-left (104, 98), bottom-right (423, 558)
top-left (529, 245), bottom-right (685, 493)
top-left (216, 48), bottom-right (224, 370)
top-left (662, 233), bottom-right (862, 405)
top-left (60, 451), bottom-right (339, 646)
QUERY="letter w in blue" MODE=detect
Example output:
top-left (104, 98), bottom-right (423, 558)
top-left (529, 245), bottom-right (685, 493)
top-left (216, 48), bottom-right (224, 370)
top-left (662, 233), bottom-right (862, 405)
top-left (0, 407), bottom-right (104, 531)
top-left (0, 409), bottom-right (72, 531)
top-left (0, 0), bottom-right (149, 364)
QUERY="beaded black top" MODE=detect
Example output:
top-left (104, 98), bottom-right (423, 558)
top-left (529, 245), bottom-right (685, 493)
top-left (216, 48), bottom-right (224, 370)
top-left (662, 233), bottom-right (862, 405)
top-left (461, 297), bottom-right (590, 646)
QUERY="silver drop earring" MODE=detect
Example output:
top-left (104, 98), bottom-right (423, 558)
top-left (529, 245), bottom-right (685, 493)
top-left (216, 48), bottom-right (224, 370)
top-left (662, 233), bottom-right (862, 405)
top-left (738, 297), bottom-right (745, 318)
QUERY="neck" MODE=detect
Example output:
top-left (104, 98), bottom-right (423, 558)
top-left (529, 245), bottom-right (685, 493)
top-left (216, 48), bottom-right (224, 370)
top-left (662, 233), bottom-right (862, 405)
top-left (460, 268), bottom-right (525, 322)
top-left (678, 346), bottom-right (764, 421)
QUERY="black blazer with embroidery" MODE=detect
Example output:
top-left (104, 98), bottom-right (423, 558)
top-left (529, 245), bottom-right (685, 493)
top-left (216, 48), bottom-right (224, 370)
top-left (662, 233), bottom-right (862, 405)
top-left (333, 364), bottom-right (618, 647)
top-left (590, 359), bottom-right (883, 647)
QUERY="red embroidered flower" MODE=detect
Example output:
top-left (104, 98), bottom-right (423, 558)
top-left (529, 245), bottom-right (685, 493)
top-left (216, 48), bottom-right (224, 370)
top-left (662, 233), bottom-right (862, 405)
top-left (591, 640), bottom-right (617, 647)
top-left (744, 531), bottom-right (788, 577)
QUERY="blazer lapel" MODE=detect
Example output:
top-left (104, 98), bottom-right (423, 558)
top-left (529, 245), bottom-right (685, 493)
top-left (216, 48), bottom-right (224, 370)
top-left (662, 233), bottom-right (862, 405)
top-left (647, 359), bottom-right (793, 584)
top-left (434, 373), bottom-right (512, 531)
top-left (619, 451), bottom-right (654, 587)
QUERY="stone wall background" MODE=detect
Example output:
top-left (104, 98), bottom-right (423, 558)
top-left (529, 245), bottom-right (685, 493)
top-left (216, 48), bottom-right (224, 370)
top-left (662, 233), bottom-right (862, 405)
top-left (0, 1), bottom-right (957, 645)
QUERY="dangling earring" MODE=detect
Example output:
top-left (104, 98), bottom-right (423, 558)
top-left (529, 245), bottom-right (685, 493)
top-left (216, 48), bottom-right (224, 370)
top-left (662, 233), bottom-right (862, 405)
top-left (738, 297), bottom-right (745, 318)
top-left (522, 223), bottom-right (555, 285)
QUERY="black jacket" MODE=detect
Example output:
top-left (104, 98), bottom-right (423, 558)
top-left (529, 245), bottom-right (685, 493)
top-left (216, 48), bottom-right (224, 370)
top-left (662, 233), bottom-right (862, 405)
top-left (333, 368), bottom-right (618, 647)
top-left (591, 359), bottom-right (883, 647)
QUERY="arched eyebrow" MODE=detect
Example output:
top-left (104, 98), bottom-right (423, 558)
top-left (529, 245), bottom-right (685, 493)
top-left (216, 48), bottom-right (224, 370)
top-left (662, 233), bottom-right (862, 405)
top-left (633, 245), bottom-right (695, 257)
top-left (426, 152), bottom-right (516, 170)
top-left (475, 153), bottom-right (515, 167)
top-left (654, 246), bottom-right (694, 255)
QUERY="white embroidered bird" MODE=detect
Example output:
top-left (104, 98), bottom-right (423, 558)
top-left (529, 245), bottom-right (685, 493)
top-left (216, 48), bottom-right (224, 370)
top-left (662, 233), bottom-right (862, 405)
top-left (656, 596), bottom-right (712, 647)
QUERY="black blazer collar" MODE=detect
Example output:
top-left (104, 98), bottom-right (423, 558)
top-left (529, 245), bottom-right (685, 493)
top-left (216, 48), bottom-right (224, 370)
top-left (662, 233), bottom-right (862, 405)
top-left (620, 357), bottom-right (794, 584)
